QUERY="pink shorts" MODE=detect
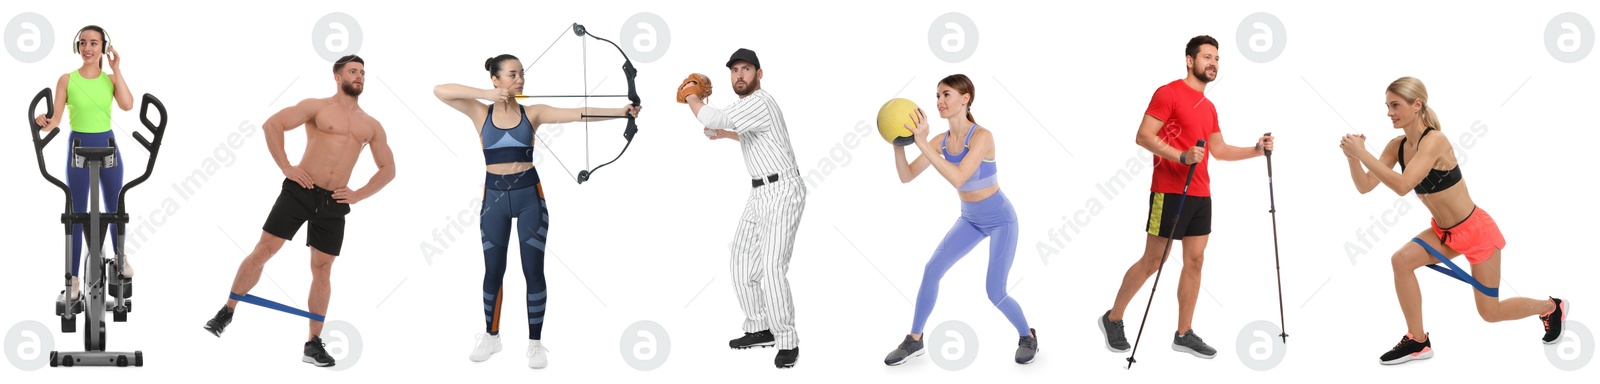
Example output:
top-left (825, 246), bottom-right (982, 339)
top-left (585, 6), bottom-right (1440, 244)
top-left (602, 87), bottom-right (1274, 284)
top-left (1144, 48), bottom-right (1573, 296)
top-left (1431, 207), bottom-right (1506, 265)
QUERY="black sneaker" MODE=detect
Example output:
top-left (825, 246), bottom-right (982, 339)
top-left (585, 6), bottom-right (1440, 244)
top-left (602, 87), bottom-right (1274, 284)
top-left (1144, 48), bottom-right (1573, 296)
top-left (303, 336), bottom-right (337, 367)
top-left (1542, 297), bottom-right (1569, 344)
top-left (729, 330), bottom-right (776, 349)
top-left (774, 348), bottom-right (798, 369)
top-left (883, 335), bottom-right (925, 366)
top-left (1015, 328), bottom-right (1039, 364)
top-left (1378, 333), bottom-right (1432, 365)
top-left (203, 307), bottom-right (234, 337)
top-left (1171, 329), bottom-right (1217, 359)
top-left (1098, 310), bottom-right (1130, 352)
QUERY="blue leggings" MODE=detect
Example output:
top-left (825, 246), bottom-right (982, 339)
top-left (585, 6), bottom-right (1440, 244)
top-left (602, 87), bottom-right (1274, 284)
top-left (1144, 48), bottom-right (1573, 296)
top-left (480, 170), bottom-right (549, 340)
top-left (911, 190), bottom-right (1030, 336)
top-left (67, 131), bottom-right (123, 277)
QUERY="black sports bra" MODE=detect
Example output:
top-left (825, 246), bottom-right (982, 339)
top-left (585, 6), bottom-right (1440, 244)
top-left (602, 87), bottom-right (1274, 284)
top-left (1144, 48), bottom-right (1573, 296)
top-left (1397, 127), bottom-right (1462, 195)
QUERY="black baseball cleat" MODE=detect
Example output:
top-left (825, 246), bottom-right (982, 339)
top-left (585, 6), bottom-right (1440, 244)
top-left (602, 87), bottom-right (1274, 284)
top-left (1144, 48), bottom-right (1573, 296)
top-left (775, 348), bottom-right (798, 369)
top-left (203, 307), bottom-right (234, 337)
top-left (1541, 297), bottom-right (1569, 344)
top-left (304, 336), bottom-right (337, 367)
top-left (730, 330), bottom-right (776, 349)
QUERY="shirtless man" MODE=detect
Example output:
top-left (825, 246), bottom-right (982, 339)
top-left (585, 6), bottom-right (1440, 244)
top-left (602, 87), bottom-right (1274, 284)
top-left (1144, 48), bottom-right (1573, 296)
top-left (202, 55), bottom-right (396, 367)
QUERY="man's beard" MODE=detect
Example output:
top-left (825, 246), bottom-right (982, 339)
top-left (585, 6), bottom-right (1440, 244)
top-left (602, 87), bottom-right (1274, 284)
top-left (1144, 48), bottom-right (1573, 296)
top-left (1192, 65), bottom-right (1216, 83)
top-left (734, 78), bottom-right (759, 97)
top-left (341, 81), bottom-right (363, 97)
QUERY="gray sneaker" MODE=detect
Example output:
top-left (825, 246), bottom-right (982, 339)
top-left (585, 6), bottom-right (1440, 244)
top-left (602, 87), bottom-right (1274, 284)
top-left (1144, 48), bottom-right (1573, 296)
top-left (1171, 330), bottom-right (1217, 359)
top-left (1015, 328), bottom-right (1038, 364)
top-left (1098, 310), bottom-right (1130, 352)
top-left (883, 335), bottom-right (925, 366)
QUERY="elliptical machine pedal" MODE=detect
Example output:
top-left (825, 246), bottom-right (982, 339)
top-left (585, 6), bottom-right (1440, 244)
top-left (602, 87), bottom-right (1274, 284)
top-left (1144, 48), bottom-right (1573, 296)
top-left (109, 276), bottom-right (132, 298)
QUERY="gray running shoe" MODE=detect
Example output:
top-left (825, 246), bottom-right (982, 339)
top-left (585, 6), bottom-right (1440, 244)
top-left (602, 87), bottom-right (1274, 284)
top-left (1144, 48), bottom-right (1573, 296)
top-left (1171, 329), bottom-right (1217, 359)
top-left (1099, 310), bottom-right (1130, 352)
top-left (883, 335), bottom-right (925, 366)
top-left (1015, 328), bottom-right (1038, 364)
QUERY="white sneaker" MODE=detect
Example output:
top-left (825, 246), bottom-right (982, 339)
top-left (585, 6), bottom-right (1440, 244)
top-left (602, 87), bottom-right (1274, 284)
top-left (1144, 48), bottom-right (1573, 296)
top-left (469, 333), bottom-right (502, 362)
top-left (117, 256), bottom-right (135, 278)
top-left (526, 341), bottom-right (549, 369)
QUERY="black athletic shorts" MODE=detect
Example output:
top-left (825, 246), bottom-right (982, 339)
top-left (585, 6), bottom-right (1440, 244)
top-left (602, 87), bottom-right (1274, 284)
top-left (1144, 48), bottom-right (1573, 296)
top-left (262, 179), bottom-right (351, 256)
top-left (1144, 191), bottom-right (1212, 239)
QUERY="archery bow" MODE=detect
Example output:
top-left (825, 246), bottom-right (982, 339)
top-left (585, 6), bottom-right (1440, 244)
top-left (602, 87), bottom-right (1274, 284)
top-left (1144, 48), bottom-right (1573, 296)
top-left (521, 23), bottom-right (640, 184)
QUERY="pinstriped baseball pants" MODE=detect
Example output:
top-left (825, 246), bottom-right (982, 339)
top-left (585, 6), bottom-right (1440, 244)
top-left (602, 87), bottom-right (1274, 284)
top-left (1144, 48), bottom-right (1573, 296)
top-left (730, 174), bottom-right (806, 350)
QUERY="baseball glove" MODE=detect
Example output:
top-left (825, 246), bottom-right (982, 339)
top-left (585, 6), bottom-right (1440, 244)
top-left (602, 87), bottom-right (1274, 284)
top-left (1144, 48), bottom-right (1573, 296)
top-left (676, 73), bottom-right (712, 103)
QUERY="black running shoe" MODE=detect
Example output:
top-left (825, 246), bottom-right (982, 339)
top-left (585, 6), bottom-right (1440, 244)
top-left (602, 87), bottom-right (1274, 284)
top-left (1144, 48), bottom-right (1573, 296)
top-left (729, 330), bottom-right (776, 349)
top-left (884, 335), bottom-right (925, 366)
top-left (1015, 328), bottom-right (1039, 364)
top-left (775, 348), bottom-right (798, 369)
top-left (1542, 297), bottom-right (1569, 344)
top-left (303, 336), bottom-right (336, 367)
top-left (1378, 333), bottom-right (1432, 365)
top-left (203, 307), bottom-right (233, 337)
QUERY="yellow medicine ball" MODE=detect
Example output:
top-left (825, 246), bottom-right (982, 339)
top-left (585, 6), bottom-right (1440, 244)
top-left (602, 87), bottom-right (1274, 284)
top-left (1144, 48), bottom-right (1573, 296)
top-left (876, 98), bottom-right (918, 146)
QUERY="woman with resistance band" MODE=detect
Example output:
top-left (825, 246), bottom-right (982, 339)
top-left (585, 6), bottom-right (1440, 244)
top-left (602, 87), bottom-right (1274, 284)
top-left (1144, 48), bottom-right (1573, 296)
top-left (33, 25), bottom-right (137, 310)
top-left (433, 54), bottom-right (639, 369)
top-left (1340, 76), bottom-right (1568, 365)
top-left (880, 74), bottom-right (1038, 366)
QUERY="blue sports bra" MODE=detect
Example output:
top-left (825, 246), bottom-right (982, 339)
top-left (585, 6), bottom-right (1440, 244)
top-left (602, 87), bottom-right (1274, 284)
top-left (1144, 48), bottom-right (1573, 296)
top-left (941, 124), bottom-right (998, 192)
top-left (481, 104), bottom-right (535, 165)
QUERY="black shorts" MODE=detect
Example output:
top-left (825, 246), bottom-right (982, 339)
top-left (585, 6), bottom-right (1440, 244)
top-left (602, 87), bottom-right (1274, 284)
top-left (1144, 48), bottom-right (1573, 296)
top-left (1145, 192), bottom-right (1212, 239)
top-left (262, 179), bottom-right (351, 256)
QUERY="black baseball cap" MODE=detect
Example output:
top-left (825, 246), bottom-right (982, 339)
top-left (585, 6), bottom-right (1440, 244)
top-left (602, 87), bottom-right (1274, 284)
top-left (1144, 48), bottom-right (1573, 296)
top-left (725, 48), bottom-right (760, 69)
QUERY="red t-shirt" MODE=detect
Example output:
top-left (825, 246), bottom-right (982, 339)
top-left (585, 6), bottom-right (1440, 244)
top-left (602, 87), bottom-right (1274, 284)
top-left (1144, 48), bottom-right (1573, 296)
top-left (1145, 79), bottom-right (1219, 197)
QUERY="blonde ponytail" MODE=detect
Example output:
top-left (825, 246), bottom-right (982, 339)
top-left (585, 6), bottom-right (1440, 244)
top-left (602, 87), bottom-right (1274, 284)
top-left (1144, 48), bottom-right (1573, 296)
top-left (1420, 104), bottom-right (1441, 131)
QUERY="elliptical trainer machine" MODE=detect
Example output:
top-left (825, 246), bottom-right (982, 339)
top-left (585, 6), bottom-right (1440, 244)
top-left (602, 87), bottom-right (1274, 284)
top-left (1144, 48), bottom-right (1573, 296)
top-left (28, 87), bottom-right (167, 367)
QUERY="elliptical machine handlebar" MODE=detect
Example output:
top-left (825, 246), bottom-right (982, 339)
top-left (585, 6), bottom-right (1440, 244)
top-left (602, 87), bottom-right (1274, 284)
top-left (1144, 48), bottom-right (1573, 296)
top-left (28, 88), bottom-right (69, 201)
top-left (117, 93), bottom-right (167, 215)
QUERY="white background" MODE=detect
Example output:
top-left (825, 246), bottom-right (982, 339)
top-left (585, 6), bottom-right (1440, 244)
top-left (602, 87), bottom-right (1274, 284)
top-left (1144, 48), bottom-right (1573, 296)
top-left (2, 0), bottom-right (1596, 382)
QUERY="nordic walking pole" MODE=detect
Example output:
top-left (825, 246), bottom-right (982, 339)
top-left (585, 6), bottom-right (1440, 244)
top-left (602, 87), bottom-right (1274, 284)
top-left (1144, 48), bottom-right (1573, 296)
top-left (1264, 132), bottom-right (1287, 344)
top-left (1126, 139), bottom-right (1205, 369)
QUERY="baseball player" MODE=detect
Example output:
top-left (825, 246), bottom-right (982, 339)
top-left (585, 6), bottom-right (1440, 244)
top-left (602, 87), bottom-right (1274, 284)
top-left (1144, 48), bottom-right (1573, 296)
top-left (679, 48), bottom-right (806, 369)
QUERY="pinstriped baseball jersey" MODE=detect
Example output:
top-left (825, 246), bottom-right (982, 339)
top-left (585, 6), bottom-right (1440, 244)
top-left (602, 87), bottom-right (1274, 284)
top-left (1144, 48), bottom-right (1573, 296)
top-left (697, 89), bottom-right (799, 177)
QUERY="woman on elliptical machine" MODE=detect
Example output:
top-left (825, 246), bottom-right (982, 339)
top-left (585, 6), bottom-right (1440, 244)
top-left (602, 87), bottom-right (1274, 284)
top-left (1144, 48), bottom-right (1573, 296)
top-left (33, 25), bottom-right (137, 309)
